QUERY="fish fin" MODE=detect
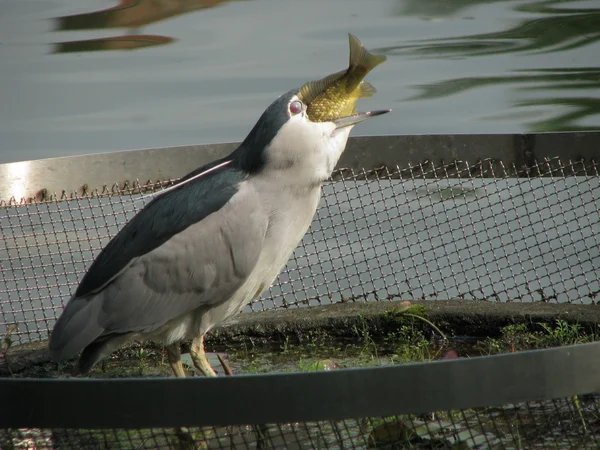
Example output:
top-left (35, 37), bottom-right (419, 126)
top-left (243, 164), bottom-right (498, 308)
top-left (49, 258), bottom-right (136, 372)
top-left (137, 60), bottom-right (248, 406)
top-left (299, 70), bottom-right (346, 104)
top-left (348, 34), bottom-right (387, 71)
top-left (358, 81), bottom-right (377, 98)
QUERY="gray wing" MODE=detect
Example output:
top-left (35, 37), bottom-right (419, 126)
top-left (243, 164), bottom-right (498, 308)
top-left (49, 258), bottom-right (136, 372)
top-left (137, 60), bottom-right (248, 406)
top-left (101, 181), bottom-right (267, 332)
top-left (49, 168), bottom-right (268, 361)
top-left (75, 159), bottom-right (240, 298)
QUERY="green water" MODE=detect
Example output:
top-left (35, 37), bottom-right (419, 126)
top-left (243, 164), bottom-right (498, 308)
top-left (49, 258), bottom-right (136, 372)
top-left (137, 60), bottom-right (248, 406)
top-left (1, 0), bottom-right (599, 163)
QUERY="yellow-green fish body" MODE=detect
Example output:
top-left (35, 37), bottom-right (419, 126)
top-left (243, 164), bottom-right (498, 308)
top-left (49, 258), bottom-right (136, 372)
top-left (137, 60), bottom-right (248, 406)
top-left (299, 34), bottom-right (387, 123)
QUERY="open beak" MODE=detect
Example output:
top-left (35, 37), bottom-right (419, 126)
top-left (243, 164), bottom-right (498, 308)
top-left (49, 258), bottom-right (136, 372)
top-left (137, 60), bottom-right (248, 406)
top-left (332, 109), bottom-right (391, 130)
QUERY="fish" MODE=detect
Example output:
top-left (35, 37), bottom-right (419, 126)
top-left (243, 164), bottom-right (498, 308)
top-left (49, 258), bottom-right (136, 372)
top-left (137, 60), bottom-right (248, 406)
top-left (299, 34), bottom-right (387, 123)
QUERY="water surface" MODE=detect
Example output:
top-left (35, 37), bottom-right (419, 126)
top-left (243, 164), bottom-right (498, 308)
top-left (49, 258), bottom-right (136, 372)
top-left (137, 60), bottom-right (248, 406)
top-left (1, 0), bottom-right (599, 163)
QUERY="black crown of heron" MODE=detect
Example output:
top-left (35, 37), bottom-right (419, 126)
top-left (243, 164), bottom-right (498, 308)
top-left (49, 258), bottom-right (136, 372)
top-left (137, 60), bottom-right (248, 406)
top-left (49, 34), bottom-right (390, 377)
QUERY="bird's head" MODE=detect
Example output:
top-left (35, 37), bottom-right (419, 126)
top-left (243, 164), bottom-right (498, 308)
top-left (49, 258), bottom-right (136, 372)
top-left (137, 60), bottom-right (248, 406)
top-left (236, 34), bottom-right (390, 183)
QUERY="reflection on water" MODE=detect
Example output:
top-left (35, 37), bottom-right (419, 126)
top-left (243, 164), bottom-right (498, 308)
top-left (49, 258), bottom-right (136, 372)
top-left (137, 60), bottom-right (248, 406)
top-left (396, 0), bottom-right (513, 18)
top-left (390, 0), bottom-right (600, 56)
top-left (54, 35), bottom-right (175, 53)
top-left (56, 0), bottom-right (233, 30)
top-left (518, 97), bottom-right (600, 132)
top-left (410, 68), bottom-right (600, 131)
top-left (53, 0), bottom-right (235, 53)
top-left (375, 0), bottom-right (600, 134)
top-left (412, 68), bottom-right (600, 100)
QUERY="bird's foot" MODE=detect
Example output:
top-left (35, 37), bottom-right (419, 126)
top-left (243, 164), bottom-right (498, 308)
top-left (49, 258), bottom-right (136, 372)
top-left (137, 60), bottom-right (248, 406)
top-left (190, 335), bottom-right (217, 377)
top-left (166, 343), bottom-right (187, 378)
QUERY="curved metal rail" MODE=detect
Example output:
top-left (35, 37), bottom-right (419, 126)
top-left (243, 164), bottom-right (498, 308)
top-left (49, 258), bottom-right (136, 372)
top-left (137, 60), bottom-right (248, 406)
top-left (1, 132), bottom-right (599, 203)
top-left (2, 342), bottom-right (599, 428)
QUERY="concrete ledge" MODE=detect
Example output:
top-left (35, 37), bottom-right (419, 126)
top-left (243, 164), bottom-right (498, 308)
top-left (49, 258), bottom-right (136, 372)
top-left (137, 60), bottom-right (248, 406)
top-left (208, 299), bottom-right (600, 344)
top-left (2, 300), bottom-right (599, 376)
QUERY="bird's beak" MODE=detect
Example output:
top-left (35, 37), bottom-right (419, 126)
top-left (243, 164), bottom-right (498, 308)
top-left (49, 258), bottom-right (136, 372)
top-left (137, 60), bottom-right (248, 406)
top-left (332, 109), bottom-right (391, 130)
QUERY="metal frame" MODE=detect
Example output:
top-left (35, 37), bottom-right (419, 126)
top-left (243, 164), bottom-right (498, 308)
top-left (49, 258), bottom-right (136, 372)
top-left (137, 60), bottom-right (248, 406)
top-left (2, 342), bottom-right (599, 428)
top-left (1, 133), bottom-right (600, 431)
top-left (1, 132), bottom-right (599, 203)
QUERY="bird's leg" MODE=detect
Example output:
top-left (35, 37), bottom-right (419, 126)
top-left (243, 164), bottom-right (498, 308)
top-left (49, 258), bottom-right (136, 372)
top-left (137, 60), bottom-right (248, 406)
top-left (166, 344), bottom-right (205, 446)
top-left (190, 334), bottom-right (217, 376)
top-left (217, 353), bottom-right (234, 376)
top-left (166, 343), bottom-right (186, 378)
top-left (171, 336), bottom-right (216, 446)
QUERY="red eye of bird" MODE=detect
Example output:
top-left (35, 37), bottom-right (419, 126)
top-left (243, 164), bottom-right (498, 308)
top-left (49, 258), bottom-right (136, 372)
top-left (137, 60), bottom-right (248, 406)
top-left (289, 100), bottom-right (303, 115)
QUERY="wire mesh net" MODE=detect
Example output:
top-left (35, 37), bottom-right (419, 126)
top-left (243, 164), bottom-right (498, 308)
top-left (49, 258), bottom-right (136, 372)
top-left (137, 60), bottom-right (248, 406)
top-left (1, 152), bottom-right (600, 449)
top-left (2, 396), bottom-right (599, 449)
top-left (1, 158), bottom-right (600, 345)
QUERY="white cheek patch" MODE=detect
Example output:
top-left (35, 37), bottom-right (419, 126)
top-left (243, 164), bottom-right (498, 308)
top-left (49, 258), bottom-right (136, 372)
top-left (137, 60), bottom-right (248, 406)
top-left (264, 114), bottom-right (353, 182)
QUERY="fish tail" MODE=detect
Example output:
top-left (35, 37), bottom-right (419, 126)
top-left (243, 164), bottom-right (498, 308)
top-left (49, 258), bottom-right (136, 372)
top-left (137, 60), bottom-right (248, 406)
top-left (348, 33), bottom-right (387, 72)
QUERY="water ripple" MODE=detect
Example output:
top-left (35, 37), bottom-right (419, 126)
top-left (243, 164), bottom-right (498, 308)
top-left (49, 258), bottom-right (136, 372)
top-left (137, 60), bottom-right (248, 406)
top-left (381, 1), bottom-right (600, 58)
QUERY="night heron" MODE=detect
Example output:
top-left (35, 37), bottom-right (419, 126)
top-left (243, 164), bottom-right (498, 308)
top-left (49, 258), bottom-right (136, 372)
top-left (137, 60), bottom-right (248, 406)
top-left (49, 34), bottom-right (389, 377)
